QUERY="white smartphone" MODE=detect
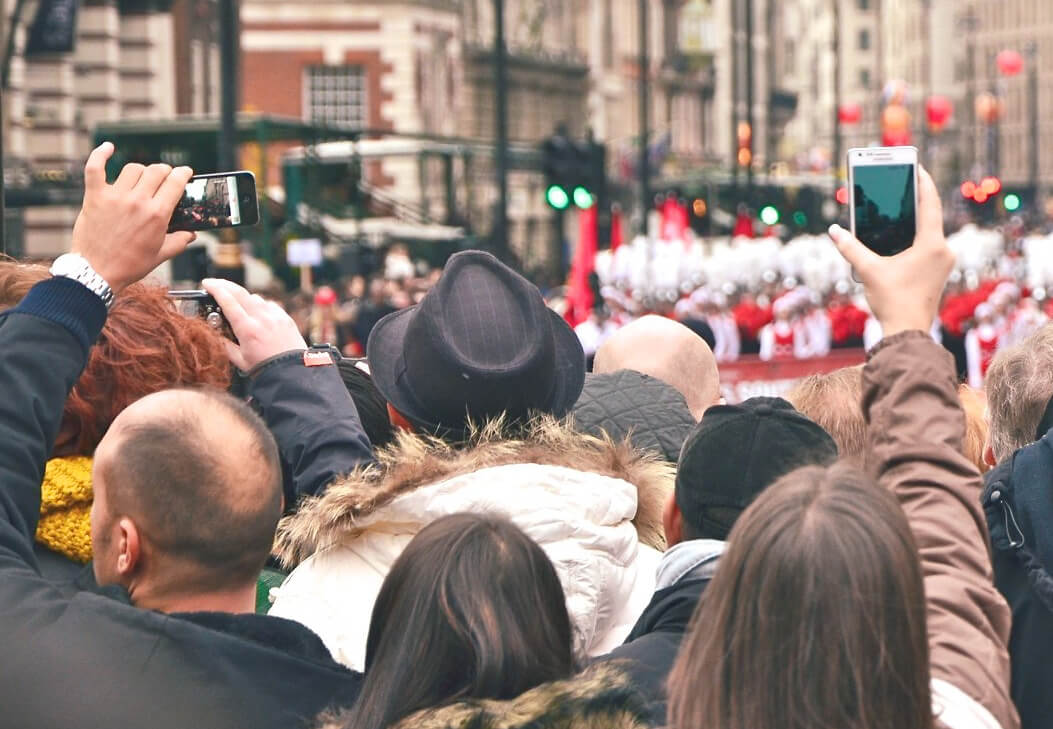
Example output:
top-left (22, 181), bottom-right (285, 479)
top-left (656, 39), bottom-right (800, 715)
top-left (847, 146), bottom-right (919, 257)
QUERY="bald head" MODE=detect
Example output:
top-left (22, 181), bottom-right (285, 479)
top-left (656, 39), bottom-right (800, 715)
top-left (93, 388), bottom-right (282, 593)
top-left (594, 315), bottom-right (720, 420)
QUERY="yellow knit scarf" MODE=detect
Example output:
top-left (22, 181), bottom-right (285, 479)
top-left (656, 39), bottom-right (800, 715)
top-left (37, 456), bottom-right (94, 564)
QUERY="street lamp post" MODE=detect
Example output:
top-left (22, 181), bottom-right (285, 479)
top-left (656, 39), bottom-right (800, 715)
top-left (493, 0), bottom-right (509, 262)
top-left (214, 0), bottom-right (244, 284)
top-left (1027, 42), bottom-right (1040, 204)
top-left (638, 0), bottom-right (650, 234)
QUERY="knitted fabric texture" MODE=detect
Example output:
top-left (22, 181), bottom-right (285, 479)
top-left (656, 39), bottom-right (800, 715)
top-left (37, 456), bottom-right (94, 563)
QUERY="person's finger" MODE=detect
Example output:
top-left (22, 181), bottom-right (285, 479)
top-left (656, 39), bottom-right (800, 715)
top-left (83, 142), bottom-right (114, 191)
top-left (223, 338), bottom-right (250, 372)
top-left (202, 278), bottom-right (253, 333)
top-left (828, 223), bottom-right (881, 274)
top-left (156, 232), bottom-right (196, 263)
top-left (155, 166), bottom-right (195, 212)
top-left (134, 163), bottom-right (174, 198)
top-left (113, 163), bottom-right (146, 192)
top-left (915, 167), bottom-right (945, 241)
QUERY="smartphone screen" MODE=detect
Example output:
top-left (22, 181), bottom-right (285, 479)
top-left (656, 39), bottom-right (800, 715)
top-left (851, 162), bottom-right (917, 257)
top-left (168, 172), bottom-right (259, 233)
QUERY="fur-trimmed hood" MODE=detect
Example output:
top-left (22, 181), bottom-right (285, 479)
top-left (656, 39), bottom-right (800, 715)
top-left (267, 416), bottom-right (673, 672)
top-left (275, 415), bottom-right (674, 567)
top-left (320, 663), bottom-right (651, 729)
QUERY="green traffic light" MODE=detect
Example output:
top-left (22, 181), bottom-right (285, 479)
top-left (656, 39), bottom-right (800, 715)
top-left (792, 211), bottom-right (808, 227)
top-left (573, 186), bottom-right (594, 209)
top-left (1004, 193), bottom-right (1022, 212)
top-left (546, 185), bottom-right (570, 210)
top-left (759, 205), bottom-right (780, 226)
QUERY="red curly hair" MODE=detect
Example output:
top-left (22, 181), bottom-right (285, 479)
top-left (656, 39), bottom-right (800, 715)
top-left (1, 261), bottom-right (231, 455)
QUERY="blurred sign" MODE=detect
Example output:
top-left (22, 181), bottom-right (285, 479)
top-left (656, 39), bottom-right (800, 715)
top-left (286, 238), bottom-right (323, 267)
top-left (679, 0), bottom-right (718, 56)
top-left (719, 350), bottom-right (865, 403)
top-left (25, 0), bottom-right (80, 56)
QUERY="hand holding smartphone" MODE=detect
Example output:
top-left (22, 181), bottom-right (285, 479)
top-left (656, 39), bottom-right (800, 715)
top-left (848, 146), bottom-right (919, 257)
top-left (168, 171), bottom-right (260, 233)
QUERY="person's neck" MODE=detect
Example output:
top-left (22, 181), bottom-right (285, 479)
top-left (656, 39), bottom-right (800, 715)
top-left (130, 582), bottom-right (257, 615)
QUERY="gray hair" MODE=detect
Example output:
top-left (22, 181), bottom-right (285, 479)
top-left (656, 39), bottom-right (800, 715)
top-left (986, 323), bottom-right (1053, 463)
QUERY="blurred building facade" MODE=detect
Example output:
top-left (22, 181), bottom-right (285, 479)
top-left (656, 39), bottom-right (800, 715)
top-left (882, 0), bottom-right (1053, 193)
top-left (240, 0), bottom-right (591, 265)
top-left (2, 0), bottom-right (221, 256)
top-left (775, 0), bottom-right (881, 176)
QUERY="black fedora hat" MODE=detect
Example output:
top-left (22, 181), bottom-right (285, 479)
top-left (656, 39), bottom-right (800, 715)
top-left (367, 250), bottom-right (586, 437)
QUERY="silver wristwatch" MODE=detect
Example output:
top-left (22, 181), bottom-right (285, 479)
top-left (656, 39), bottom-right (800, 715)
top-left (50, 254), bottom-right (115, 309)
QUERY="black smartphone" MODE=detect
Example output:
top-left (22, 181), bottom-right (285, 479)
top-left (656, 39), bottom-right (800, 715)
top-left (168, 171), bottom-right (259, 233)
top-left (847, 147), bottom-right (919, 257)
top-left (168, 290), bottom-right (237, 342)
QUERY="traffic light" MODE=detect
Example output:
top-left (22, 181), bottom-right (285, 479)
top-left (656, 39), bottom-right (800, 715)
top-left (541, 132), bottom-right (606, 211)
top-left (759, 205), bottom-right (780, 226)
top-left (542, 132), bottom-right (574, 211)
top-left (689, 196), bottom-right (710, 235)
top-left (546, 184), bottom-right (570, 210)
top-left (737, 122), bottom-right (752, 168)
top-left (1004, 193), bottom-right (1022, 212)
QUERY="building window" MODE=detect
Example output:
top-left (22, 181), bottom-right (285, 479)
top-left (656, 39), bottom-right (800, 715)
top-left (858, 0), bottom-right (869, 9)
top-left (858, 29), bottom-right (871, 51)
top-left (303, 65), bottom-right (368, 128)
top-left (860, 68), bottom-right (871, 89)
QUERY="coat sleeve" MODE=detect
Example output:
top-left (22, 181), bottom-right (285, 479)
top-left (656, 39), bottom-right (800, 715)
top-left (249, 352), bottom-right (374, 509)
top-left (863, 331), bottom-right (1018, 729)
top-left (0, 278), bottom-right (104, 596)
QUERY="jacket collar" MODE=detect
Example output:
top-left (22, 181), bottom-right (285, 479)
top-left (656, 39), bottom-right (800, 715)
top-left (275, 415), bottom-right (674, 568)
top-left (655, 539), bottom-right (726, 591)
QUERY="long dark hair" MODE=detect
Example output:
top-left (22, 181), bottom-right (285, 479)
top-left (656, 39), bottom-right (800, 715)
top-left (335, 513), bottom-right (575, 729)
top-left (668, 462), bottom-right (933, 729)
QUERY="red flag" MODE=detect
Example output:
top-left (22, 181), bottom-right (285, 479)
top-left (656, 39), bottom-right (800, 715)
top-left (610, 207), bottom-right (624, 251)
top-left (565, 206), bottom-right (598, 328)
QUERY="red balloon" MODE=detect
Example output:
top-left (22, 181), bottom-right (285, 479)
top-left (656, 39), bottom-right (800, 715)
top-left (838, 103), bottom-right (863, 125)
top-left (925, 96), bottom-right (953, 129)
top-left (997, 49), bottom-right (1024, 77)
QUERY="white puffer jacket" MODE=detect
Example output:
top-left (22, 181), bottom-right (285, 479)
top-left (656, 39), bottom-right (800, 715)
top-left (270, 419), bottom-right (673, 672)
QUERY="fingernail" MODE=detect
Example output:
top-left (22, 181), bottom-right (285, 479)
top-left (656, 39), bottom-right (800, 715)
top-left (176, 166), bottom-right (192, 174)
top-left (828, 224), bottom-right (841, 237)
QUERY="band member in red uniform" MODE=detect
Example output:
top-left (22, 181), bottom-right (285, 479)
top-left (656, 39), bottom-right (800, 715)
top-left (965, 302), bottom-right (1001, 388)
top-left (759, 297), bottom-right (807, 361)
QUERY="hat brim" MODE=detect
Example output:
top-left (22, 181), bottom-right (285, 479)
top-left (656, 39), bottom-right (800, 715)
top-left (367, 305), bottom-right (585, 437)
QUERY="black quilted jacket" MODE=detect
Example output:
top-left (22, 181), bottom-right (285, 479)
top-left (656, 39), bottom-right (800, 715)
top-left (572, 370), bottom-right (696, 463)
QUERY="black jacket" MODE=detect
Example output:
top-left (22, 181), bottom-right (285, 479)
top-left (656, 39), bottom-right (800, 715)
top-left (593, 542), bottom-right (719, 725)
top-left (0, 278), bottom-right (364, 729)
top-left (572, 370), bottom-right (696, 462)
top-left (249, 347), bottom-right (374, 509)
top-left (984, 432), bottom-right (1053, 729)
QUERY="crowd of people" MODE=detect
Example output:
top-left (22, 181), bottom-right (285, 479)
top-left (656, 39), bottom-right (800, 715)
top-left (572, 224), bottom-right (1053, 387)
top-left (5, 143), bottom-right (1053, 729)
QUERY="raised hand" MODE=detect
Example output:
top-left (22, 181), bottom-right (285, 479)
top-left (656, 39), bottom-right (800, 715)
top-left (828, 167), bottom-right (954, 337)
top-left (70, 142), bottom-right (196, 292)
top-left (202, 278), bottom-right (308, 372)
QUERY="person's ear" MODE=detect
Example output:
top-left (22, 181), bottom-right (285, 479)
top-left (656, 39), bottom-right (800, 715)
top-left (387, 404), bottom-right (415, 432)
top-left (663, 491), bottom-right (684, 548)
top-left (116, 517), bottom-right (141, 578)
top-left (983, 442), bottom-right (998, 468)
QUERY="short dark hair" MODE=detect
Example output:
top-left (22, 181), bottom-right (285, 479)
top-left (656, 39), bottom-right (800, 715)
top-left (333, 513), bottom-right (575, 729)
top-left (106, 388), bottom-right (282, 592)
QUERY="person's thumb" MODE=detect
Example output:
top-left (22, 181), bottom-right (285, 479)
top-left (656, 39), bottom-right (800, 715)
top-left (829, 224), bottom-right (879, 276)
top-left (915, 167), bottom-right (945, 241)
top-left (224, 338), bottom-right (250, 372)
